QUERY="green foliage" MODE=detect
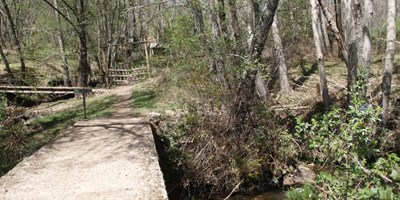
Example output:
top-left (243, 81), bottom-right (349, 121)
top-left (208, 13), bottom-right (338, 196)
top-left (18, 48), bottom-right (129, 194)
top-left (295, 97), bottom-right (380, 164)
top-left (165, 14), bottom-right (202, 56)
top-left (0, 94), bottom-right (5, 121)
top-left (288, 93), bottom-right (400, 199)
top-left (132, 90), bottom-right (157, 110)
top-left (130, 83), bottom-right (178, 114)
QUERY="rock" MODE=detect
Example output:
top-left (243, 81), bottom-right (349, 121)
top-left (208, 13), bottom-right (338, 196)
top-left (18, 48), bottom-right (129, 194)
top-left (164, 110), bottom-right (176, 118)
top-left (283, 165), bottom-right (316, 186)
top-left (148, 112), bottom-right (162, 122)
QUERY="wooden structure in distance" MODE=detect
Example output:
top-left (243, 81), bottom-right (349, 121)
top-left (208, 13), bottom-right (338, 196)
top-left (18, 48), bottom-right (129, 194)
top-left (108, 66), bottom-right (147, 85)
top-left (0, 86), bottom-right (92, 119)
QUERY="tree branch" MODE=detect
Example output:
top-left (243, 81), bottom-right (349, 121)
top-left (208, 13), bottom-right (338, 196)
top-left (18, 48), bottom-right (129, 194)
top-left (59, 0), bottom-right (77, 17)
top-left (40, 0), bottom-right (79, 34)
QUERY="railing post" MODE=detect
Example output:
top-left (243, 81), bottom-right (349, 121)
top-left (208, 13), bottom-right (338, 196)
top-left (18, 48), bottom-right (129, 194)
top-left (83, 92), bottom-right (87, 119)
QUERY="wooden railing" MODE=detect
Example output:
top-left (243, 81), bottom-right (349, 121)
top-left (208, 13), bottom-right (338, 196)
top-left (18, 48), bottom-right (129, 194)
top-left (0, 86), bottom-right (92, 119)
top-left (108, 66), bottom-right (147, 85)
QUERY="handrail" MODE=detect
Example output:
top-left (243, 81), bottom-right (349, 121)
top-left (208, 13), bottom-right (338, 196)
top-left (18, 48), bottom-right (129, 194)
top-left (0, 86), bottom-right (93, 119)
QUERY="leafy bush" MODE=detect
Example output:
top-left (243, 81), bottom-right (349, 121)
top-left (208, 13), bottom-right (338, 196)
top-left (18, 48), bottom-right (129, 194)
top-left (0, 94), bottom-right (5, 121)
top-left (288, 95), bottom-right (400, 199)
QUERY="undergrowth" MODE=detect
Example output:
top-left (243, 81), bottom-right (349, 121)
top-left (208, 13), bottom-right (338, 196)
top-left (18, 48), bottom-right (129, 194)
top-left (287, 92), bottom-right (400, 199)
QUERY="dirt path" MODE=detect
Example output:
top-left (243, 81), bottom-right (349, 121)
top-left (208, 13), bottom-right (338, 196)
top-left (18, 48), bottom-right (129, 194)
top-left (0, 85), bottom-right (168, 200)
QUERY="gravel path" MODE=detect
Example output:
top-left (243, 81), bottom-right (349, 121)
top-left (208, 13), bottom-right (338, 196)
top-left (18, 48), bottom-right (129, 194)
top-left (0, 85), bottom-right (168, 200)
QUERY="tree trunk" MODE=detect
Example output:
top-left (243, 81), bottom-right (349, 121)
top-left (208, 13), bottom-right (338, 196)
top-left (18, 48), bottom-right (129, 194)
top-left (209, 0), bottom-right (225, 82)
top-left (95, 2), bottom-right (106, 85)
top-left (381, 0), bottom-right (396, 127)
top-left (311, 0), bottom-right (330, 108)
top-left (320, 10), bottom-right (332, 56)
top-left (234, 0), bottom-right (279, 124)
top-left (76, 0), bottom-right (89, 87)
top-left (343, 0), bottom-right (358, 104)
top-left (354, 0), bottom-right (363, 64)
top-left (227, 0), bottom-right (241, 64)
top-left (249, 0), bottom-right (280, 61)
top-left (361, 0), bottom-right (373, 99)
top-left (318, 0), bottom-right (349, 66)
top-left (216, 0), bottom-right (228, 42)
top-left (334, 0), bottom-right (343, 57)
top-left (188, 0), bottom-right (219, 74)
top-left (54, 0), bottom-right (71, 87)
top-left (0, 42), bottom-right (15, 80)
top-left (1, 0), bottom-right (26, 79)
top-left (272, 15), bottom-right (291, 94)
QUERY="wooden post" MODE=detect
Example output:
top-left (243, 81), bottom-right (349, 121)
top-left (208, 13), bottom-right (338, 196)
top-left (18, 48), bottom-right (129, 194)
top-left (83, 92), bottom-right (87, 119)
top-left (144, 41), bottom-right (151, 78)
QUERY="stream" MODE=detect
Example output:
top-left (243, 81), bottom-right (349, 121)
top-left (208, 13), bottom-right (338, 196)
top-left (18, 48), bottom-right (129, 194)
top-left (229, 192), bottom-right (285, 200)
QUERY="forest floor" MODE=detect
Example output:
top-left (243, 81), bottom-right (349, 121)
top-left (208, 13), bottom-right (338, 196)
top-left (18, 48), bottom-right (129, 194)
top-left (0, 85), bottom-right (168, 200)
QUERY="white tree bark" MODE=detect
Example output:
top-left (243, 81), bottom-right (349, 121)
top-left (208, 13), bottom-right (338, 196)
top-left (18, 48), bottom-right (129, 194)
top-left (272, 15), bottom-right (291, 94)
top-left (343, 0), bottom-right (358, 104)
top-left (354, 0), bottom-right (363, 63)
top-left (311, 0), bottom-right (330, 108)
top-left (361, 0), bottom-right (373, 98)
top-left (320, 13), bottom-right (332, 56)
top-left (1, 0), bottom-right (26, 79)
top-left (54, 0), bottom-right (71, 87)
top-left (382, 0), bottom-right (396, 127)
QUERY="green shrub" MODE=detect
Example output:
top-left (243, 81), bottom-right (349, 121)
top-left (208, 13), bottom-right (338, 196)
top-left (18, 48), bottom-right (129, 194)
top-left (288, 93), bottom-right (400, 199)
top-left (0, 94), bottom-right (5, 121)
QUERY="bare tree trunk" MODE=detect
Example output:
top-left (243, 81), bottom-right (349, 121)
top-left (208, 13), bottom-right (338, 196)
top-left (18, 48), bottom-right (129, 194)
top-left (216, 0), bottom-right (228, 42)
top-left (188, 0), bottom-right (219, 75)
top-left (334, 0), bottom-right (343, 57)
top-left (76, 0), bottom-right (89, 87)
top-left (227, 0), bottom-right (241, 63)
top-left (54, 0), bottom-right (71, 87)
top-left (95, 1), bottom-right (106, 85)
top-left (311, 0), bottom-right (330, 108)
top-left (318, 0), bottom-right (349, 65)
top-left (343, 0), bottom-right (358, 104)
top-left (320, 11), bottom-right (332, 56)
top-left (381, 0), bottom-right (396, 127)
top-left (361, 0), bottom-right (373, 99)
top-left (1, 0), bottom-right (26, 79)
top-left (0, 42), bottom-right (14, 80)
top-left (354, 0), bottom-right (363, 64)
top-left (209, 0), bottom-right (225, 82)
top-left (249, 0), bottom-right (279, 61)
top-left (272, 15), bottom-right (291, 94)
top-left (234, 0), bottom-right (279, 125)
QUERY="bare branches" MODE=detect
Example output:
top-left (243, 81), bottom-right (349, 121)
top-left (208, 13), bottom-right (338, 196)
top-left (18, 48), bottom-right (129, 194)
top-left (40, 0), bottom-right (79, 33)
top-left (317, 0), bottom-right (349, 67)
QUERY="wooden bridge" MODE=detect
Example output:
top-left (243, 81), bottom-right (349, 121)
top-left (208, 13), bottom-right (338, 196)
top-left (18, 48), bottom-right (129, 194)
top-left (0, 85), bottom-right (168, 199)
top-left (0, 86), bottom-right (92, 118)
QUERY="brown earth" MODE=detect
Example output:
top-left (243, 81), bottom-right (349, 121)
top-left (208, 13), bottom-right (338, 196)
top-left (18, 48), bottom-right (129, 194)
top-left (0, 85), bottom-right (168, 200)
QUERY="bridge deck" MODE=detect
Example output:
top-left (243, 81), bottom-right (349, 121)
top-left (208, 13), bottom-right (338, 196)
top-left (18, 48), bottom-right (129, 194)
top-left (0, 85), bottom-right (168, 200)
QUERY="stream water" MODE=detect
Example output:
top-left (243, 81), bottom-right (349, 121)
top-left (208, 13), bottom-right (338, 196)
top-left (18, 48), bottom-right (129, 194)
top-left (213, 190), bottom-right (285, 200)
top-left (228, 191), bottom-right (285, 200)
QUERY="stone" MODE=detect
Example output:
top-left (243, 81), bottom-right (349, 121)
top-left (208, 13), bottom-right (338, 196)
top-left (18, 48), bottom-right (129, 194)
top-left (283, 165), bottom-right (316, 186)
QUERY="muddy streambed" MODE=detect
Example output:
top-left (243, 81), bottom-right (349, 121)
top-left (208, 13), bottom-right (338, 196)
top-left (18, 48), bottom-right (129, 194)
top-left (228, 192), bottom-right (285, 200)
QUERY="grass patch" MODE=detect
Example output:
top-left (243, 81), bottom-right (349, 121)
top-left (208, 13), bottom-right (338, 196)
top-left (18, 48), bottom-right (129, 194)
top-left (131, 80), bottom-right (180, 114)
top-left (132, 90), bottom-right (157, 110)
top-left (0, 94), bottom-right (117, 176)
